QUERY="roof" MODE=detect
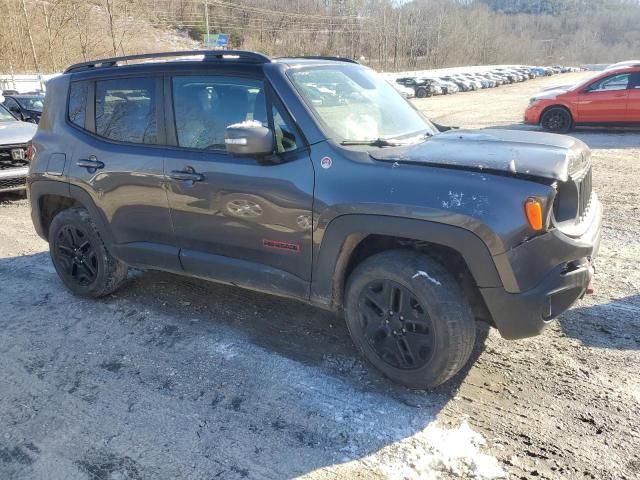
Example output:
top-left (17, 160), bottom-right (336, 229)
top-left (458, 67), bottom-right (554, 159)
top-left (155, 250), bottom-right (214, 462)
top-left (64, 50), bottom-right (359, 74)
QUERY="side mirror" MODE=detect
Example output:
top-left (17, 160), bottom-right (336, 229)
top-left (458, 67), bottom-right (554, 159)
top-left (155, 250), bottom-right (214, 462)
top-left (225, 122), bottom-right (274, 157)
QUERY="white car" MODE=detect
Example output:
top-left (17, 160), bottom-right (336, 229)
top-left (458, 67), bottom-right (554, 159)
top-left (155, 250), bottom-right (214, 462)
top-left (388, 81), bottom-right (415, 98)
top-left (0, 104), bottom-right (37, 192)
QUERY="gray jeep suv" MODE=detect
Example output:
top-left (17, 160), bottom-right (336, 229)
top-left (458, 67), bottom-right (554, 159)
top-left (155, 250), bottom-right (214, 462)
top-left (28, 51), bottom-right (602, 389)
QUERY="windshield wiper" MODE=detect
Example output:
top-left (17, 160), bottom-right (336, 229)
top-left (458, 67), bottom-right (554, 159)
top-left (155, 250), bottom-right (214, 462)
top-left (340, 132), bottom-right (433, 147)
top-left (340, 138), bottom-right (402, 147)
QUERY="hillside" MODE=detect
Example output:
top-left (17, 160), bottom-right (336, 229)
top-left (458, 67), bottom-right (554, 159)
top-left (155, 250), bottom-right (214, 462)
top-left (1, 0), bottom-right (639, 74)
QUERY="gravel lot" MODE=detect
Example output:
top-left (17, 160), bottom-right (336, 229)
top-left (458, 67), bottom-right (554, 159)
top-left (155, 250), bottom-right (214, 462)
top-left (1, 72), bottom-right (639, 480)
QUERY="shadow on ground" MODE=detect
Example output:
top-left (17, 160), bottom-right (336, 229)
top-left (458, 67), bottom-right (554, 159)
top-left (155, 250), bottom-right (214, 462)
top-left (0, 252), bottom-right (491, 479)
top-left (559, 294), bottom-right (640, 350)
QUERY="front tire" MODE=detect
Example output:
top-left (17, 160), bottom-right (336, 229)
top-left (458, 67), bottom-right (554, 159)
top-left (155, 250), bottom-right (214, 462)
top-left (344, 250), bottom-right (476, 389)
top-left (415, 87), bottom-right (430, 98)
top-left (541, 107), bottom-right (573, 133)
top-left (49, 207), bottom-right (128, 297)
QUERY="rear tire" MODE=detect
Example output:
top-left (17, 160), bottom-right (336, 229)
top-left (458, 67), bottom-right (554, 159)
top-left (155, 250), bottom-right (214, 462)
top-left (49, 207), bottom-right (128, 297)
top-left (541, 107), bottom-right (573, 133)
top-left (344, 250), bottom-right (476, 389)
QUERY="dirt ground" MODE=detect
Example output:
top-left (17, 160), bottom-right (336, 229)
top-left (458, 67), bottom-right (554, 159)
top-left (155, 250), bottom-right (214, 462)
top-left (1, 72), bottom-right (639, 480)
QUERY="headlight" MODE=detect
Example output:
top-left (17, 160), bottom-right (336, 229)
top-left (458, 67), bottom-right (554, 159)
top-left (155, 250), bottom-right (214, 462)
top-left (529, 98), bottom-right (539, 106)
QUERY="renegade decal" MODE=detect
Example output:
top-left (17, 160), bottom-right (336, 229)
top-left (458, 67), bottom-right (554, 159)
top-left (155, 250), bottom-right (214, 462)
top-left (262, 239), bottom-right (301, 252)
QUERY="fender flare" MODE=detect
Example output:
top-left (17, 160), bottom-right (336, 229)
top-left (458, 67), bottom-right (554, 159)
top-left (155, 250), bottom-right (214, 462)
top-left (310, 214), bottom-right (502, 309)
top-left (29, 180), bottom-right (114, 247)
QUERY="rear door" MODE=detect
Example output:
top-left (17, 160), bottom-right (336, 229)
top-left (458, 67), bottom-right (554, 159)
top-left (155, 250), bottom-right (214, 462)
top-left (163, 73), bottom-right (314, 300)
top-left (627, 72), bottom-right (640, 122)
top-left (65, 75), bottom-right (179, 270)
top-left (577, 72), bottom-right (630, 123)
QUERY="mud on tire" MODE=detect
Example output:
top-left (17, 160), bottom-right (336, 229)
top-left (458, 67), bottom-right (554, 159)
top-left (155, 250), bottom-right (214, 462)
top-left (49, 207), bottom-right (128, 298)
top-left (344, 250), bottom-right (476, 389)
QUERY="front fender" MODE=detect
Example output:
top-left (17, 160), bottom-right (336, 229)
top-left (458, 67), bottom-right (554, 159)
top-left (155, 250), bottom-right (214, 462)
top-left (310, 214), bottom-right (502, 309)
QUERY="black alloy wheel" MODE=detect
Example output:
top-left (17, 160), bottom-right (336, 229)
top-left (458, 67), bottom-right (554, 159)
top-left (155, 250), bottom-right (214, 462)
top-left (53, 224), bottom-right (99, 286)
top-left (358, 279), bottom-right (435, 370)
top-left (541, 107), bottom-right (572, 133)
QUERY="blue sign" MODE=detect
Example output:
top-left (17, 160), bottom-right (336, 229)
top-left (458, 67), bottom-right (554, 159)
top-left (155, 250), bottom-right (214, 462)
top-left (203, 34), bottom-right (229, 48)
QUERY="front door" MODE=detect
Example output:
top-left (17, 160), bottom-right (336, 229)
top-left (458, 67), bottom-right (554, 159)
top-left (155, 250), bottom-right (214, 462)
top-left (578, 72), bottom-right (630, 123)
top-left (65, 76), bottom-right (179, 270)
top-left (163, 74), bottom-right (314, 300)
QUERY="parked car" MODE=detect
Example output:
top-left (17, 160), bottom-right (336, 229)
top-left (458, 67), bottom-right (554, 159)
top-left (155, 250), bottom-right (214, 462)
top-left (0, 104), bottom-right (37, 192)
top-left (389, 81), bottom-right (415, 98)
top-left (434, 78), bottom-right (459, 94)
top-left (469, 74), bottom-right (494, 88)
top-left (525, 64), bottom-right (640, 132)
top-left (458, 74), bottom-right (483, 90)
top-left (530, 67), bottom-right (548, 77)
top-left (476, 74), bottom-right (498, 87)
top-left (29, 50), bottom-right (601, 389)
top-left (441, 75), bottom-right (472, 92)
top-left (493, 69), bottom-right (516, 83)
top-left (3, 94), bottom-right (44, 123)
top-left (395, 77), bottom-right (437, 98)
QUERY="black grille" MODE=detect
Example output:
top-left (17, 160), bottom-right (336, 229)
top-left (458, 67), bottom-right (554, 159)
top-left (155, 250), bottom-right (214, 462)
top-left (0, 144), bottom-right (28, 171)
top-left (0, 176), bottom-right (26, 190)
top-left (576, 167), bottom-right (592, 220)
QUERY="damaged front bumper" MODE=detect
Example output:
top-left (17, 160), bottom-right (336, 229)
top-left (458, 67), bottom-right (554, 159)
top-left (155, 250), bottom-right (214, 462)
top-left (480, 197), bottom-right (602, 340)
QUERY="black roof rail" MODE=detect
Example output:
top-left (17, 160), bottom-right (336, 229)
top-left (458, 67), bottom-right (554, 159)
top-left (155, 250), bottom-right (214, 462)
top-left (64, 50), bottom-right (271, 74)
top-left (279, 55), bottom-right (359, 64)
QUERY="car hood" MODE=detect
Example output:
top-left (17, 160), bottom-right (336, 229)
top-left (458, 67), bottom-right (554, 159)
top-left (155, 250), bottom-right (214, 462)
top-left (369, 128), bottom-right (590, 182)
top-left (0, 121), bottom-right (37, 144)
top-left (541, 84), bottom-right (572, 92)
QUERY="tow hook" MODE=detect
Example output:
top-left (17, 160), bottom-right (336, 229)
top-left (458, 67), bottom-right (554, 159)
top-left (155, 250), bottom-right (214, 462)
top-left (586, 265), bottom-right (595, 295)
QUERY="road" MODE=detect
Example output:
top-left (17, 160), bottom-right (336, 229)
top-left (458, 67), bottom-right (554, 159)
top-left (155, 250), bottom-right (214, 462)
top-left (1, 72), bottom-right (639, 480)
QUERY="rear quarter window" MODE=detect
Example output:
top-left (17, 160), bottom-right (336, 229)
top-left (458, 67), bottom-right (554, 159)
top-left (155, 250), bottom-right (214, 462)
top-left (68, 81), bottom-right (88, 128)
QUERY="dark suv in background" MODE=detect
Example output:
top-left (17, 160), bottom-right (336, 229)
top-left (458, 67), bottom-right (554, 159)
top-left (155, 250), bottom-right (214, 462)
top-left (395, 77), bottom-right (438, 98)
top-left (29, 51), bottom-right (601, 389)
top-left (3, 93), bottom-right (45, 123)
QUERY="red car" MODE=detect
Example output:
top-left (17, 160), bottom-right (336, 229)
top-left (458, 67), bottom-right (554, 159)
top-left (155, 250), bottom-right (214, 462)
top-left (525, 64), bottom-right (640, 132)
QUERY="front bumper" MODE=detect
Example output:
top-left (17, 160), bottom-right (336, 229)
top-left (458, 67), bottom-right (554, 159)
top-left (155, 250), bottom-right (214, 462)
top-left (480, 197), bottom-right (602, 340)
top-left (0, 166), bottom-right (28, 192)
top-left (524, 103), bottom-right (543, 125)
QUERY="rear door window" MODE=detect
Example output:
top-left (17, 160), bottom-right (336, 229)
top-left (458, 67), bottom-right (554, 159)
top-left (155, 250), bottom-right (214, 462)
top-left (95, 77), bottom-right (158, 144)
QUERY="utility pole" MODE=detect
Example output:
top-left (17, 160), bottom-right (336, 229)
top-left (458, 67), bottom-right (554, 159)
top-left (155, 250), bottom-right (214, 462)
top-left (20, 0), bottom-right (39, 72)
top-left (204, 0), bottom-right (210, 46)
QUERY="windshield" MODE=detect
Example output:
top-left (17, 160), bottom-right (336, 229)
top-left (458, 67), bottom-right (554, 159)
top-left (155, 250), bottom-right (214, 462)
top-left (570, 71), bottom-right (609, 91)
top-left (287, 65), bottom-right (436, 142)
top-left (0, 105), bottom-right (17, 122)
top-left (17, 96), bottom-right (44, 112)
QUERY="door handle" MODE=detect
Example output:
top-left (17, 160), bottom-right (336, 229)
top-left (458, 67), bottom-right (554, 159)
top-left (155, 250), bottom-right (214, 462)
top-left (76, 156), bottom-right (104, 171)
top-left (169, 169), bottom-right (204, 182)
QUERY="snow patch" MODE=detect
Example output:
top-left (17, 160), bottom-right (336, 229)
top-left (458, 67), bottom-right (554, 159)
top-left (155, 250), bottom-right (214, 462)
top-left (376, 420), bottom-right (507, 480)
top-left (412, 270), bottom-right (441, 285)
top-left (207, 340), bottom-right (240, 359)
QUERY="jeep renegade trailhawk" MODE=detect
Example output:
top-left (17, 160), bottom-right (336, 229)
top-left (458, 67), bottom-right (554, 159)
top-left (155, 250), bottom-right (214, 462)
top-left (28, 51), bottom-right (602, 389)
